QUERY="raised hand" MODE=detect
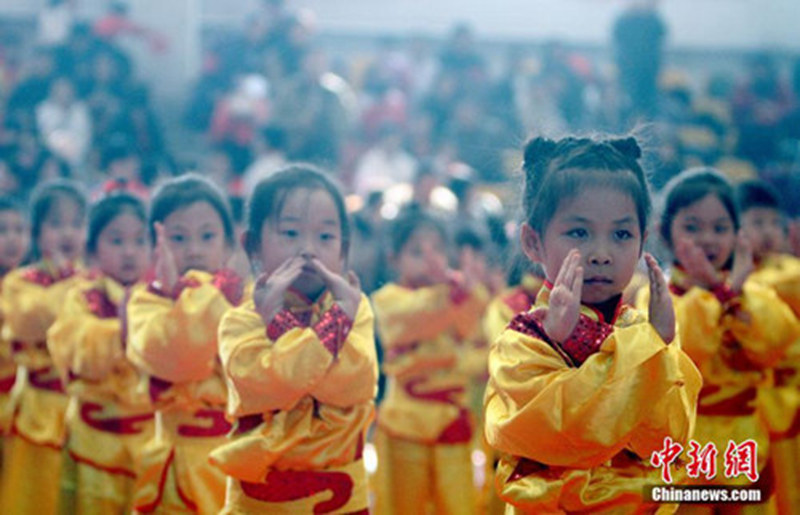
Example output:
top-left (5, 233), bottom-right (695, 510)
top-left (308, 257), bottom-right (361, 319)
top-left (543, 249), bottom-right (583, 344)
top-left (253, 256), bottom-right (304, 324)
top-left (673, 237), bottom-right (720, 289)
top-left (729, 232), bottom-right (754, 294)
top-left (645, 253), bottom-right (675, 344)
top-left (154, 223), bottom-right (178, 293)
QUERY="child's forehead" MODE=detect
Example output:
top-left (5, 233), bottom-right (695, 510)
top-left (551, 187), bottom-right (639, 222)
top-left (276, 188), bottom-right (340, 219)
top-left (44, 196), bottom-right (83, 217)
top-left (0, 209), bottom-right (24, 222)
top-left (165, 201), bottom-right (221, 223)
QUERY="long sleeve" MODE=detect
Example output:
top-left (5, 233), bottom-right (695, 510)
top-left (485, 321), bottom-right (701, 468)
top-left (219, 295), bottom-right (376, 415)
top-left (48, 285), bottom-right (121, 382)
top-left (126, 271), bottom-right (233, 383)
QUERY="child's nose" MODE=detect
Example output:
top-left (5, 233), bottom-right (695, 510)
top-left (587, 245), bottom-right (612, 265)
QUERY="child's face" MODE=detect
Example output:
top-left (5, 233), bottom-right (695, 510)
top-left (0, 210), bottom-right (29, 270)
top-left (94, 213), bottom-right (149, 286)
top-left (740, 207), bottom-right (786, 260)
top-left (669, 194), bottom-right (736, 270)
top-left (396, 227), bottom-right (448, 287)
top-left (523, 187), bottom-right (642, 304)
top-left (38, 197), bottom-right (85, 263)
top-left (257, 188), bottom-right (344, 298)
top-left (162, 201), bottom-right (228, 275)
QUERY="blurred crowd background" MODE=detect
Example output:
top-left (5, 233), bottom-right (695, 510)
top-left (1, 0), bottom-right (799, 291)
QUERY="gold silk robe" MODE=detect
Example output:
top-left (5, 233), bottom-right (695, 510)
top-left (126, 269), bottom-right (245, 514)
top-left (48, 275), bottom-right (154, 513)
top-left (210, 290), bottom-right (378, 514)
top-left (0, 261), bottom-right (82, 515)
top-left (485, 284), bottom-right (702, 514)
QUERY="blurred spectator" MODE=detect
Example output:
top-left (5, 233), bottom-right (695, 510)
top-left (93, 1), bottom-right (168, 53)
top-left (38, 0), bottom-right (76, 47)
top-left (353, 123), bottom-right (418, 196)
top-left (242, 126), bottom-right (288, 196)
top-left (35, 77), bottom-right (91, 169)
top-left (613, 0), bottom-right (667, 120)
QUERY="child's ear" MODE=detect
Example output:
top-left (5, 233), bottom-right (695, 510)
top-left (520, 223), bottom-right (543, 263)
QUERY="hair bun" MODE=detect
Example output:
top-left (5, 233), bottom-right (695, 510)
top-left (607, 137), bottom-right (642, 160)
top-left (523, 137), bottom-right (558, 169)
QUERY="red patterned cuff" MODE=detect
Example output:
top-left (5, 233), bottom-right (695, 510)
top-left (267, 309), bottom-right (303, 340)
top-left (212, 268), bottom-right (244, 305)
top-left (560, 315), bottom-right (614, 366)
top-left (711, 282), bottom-right (737, 306)
top-left (313, 303), bottom-right (354, 356)
top-left (448, 277), bottom-right (470, 305)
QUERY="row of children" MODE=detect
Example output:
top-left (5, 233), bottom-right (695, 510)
top-left (0, 132), bottom-right (796, 514)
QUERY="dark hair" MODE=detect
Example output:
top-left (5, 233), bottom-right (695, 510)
top-left (658, 167), bottom-right (738, 249)
top-left (149, 174), bottom-right (235, 246)
top-left (0, 195), bottom-right (25, 216)
top-left (29, 179), bottom-right (87, 256)
top-left (87, 192), bottom-right (146, 255)
top-left (736, 179), bottom-right (782, 214)
top-left (455, 225), bottom-right (485, 252)
top-left (390, 210), bottom-right (447, 256)
top-left (521, 136), bottom-right (651, 237)
top-left (244, 164), bottom-right (350, 257)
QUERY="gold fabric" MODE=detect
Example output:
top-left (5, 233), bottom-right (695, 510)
top-left (485, 285), bottom-right (702, 513)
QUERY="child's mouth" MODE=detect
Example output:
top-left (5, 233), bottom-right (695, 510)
top-left (584, 277), bottom-right (613, 285)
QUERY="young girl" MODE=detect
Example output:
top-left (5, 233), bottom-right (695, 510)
top-left (0, 197), bottom-right (30, 483)
top-left (125, 174), bottom-right (245, 514)
top-left (0, 180), bottom-right (87, 514)
top-left (209, 166), bottom-right (377, 513)
top-left (372, 210), bottom-right (489, 515)
top-left (484, 136), bottom-right (702, 513)
top-left (736, 180), bottom-right (800, 513)
top-left (48, 192), bottom-right (154, 514)
top-left (658, 170), bottom-right (800, 510)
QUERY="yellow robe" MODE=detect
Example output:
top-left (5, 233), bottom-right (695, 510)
top-left (210, 290), bottom-right (378, 514)
top-left (0, 262), bottom-right (82, 515)
top-left (667, 266), bottom-right (800, 501)
top-left (485, 285), bottom-right (702, 514)
top-left (0, 272), bottom-right (19, 495)
top-left (746, 255), bottom-right (800, 514)
top-left (48, 275), bottom-right (155, 514)
top-left (372, 281), bottom-right (489, 515)
top-left (126, 269), bottom-right (244, 514)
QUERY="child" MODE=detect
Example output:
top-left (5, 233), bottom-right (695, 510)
top-left (484, 136), bottom-right (702, 513)
top-left (0, 197), bottom-right (29, 483)
top-left (736, 179), bottom-right (800, 512)
top-left (125, 174), bottom-right (245, 514)
top-left (209, 165), bottom-right (378, 513)
top-left (48, 192), bottom-right (154, 514)
top-left (658, 169), bottom-right (800, 509)
top-left (372, 210), bottom-right (489, 515)
top-left (0, 180), bottom-right (87, 515)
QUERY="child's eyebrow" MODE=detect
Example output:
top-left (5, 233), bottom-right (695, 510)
top-left (563, 216), bottom-right (593, 224)
top-left (321, 219), bottom-right (338, 226)
top-left (277, 216), bottom-right (302, 223)
top-left (613, 216), bottom-right (634, 225)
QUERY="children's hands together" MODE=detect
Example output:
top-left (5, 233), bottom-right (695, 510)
top-left (543, 249), bottom-right (583, 344)
top-left (674, 237), bottom-right (720, 289)
top-left (645, 253), bottom-right (675, 344)
top-left (729, 233), bottom-right (754, 294)
top-left (154, 223), bottom-right (178, 293)
top-left (253, 256), bottom-right (305, 324)
top-left (307, 256), bottom-right (362, 320)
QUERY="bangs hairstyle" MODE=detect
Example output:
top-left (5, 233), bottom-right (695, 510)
top-left (244, 164), bottom-right (350, 257)
top-left (522, 136), bottom-right (651, 237)
top-left (736, 179), bottom-right (782, 214)
top-left (148, 174), bottom-right (235, 246)
top-left (0, 195), bottom-right (25, 216)
top-left (659, 167), bottom-right (738, 249)
top-left (29, 179), bottom-right (87, 257)
top-left (87, 192), bottom-right (147, 255)
top-left (390, 210), bottom-right (448, 256)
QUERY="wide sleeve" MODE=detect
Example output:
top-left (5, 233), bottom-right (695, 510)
top-left (673, 288), bottom-right (726, 372)
top-left (309, 296), bottom-right (378, 407)
top-left (48, 286), bottom-right (121, 382)
top-left (219, 298), bottom-right (373, 414)
top-left (1, 270), bottom-right (77, 344)
top-left (724, 281), bottom-right (800, 369)
top-left (371, 283), bottom-right (486, 348)
top-left (484, 322), bottom-right (700, 468)
top-left (126, 273), bottom-right (232, 383)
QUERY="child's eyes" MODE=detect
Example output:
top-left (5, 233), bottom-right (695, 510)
top-left (202, 232), bottom-right (217, 241)
top-left (170, 234), bottom-right (185, 243)
top-left (683, 223), bottom-right (698, 233)
top-left (320, 233), bottom-right (336, 242)
top-left (714, 225), bottom-right (731, 234)
top-left (111, 237), bottom-right (123, 246)
top-left (280, 229), bottom-right (298, 238)
top-left (565, 228), bottom-right (588, 239)
top-left (614, 230), bottom-right (633, 241)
